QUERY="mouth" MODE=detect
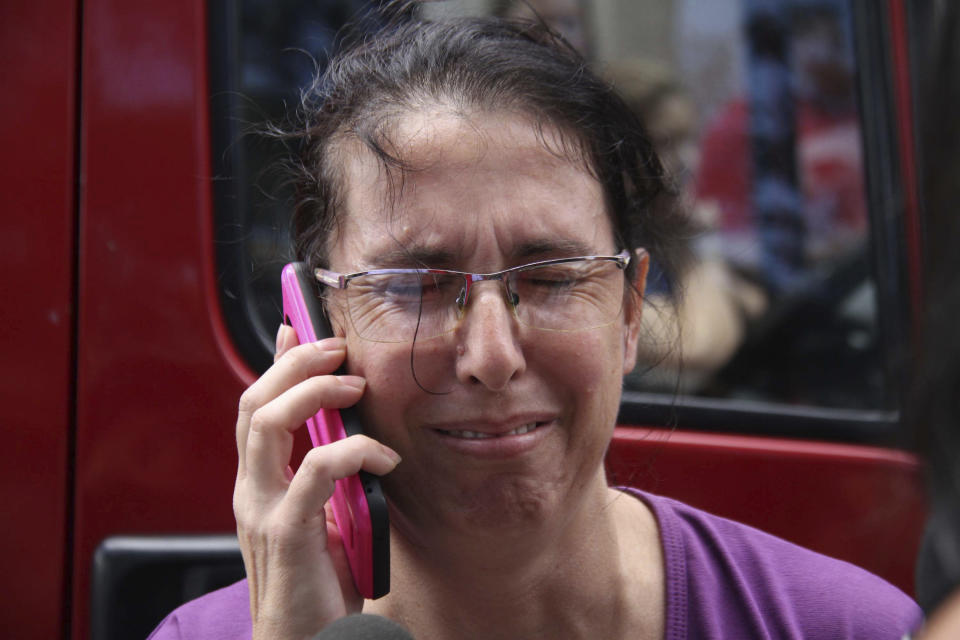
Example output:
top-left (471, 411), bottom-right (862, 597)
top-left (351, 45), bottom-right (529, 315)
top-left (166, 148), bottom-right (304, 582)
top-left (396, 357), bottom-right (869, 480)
top-left (428, 419), bottom-right (553, 458)
top-left (436, 422), bottom-right (541, 439)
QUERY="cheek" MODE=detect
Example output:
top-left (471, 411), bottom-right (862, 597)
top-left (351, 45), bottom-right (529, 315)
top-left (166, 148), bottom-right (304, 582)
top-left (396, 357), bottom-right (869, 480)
top-left (342, 338), bottom-right (405, 437)
top-left (535, 329), bottom-right (625, 406)
top-left (578, 333), bottom-right (627, 437)
top-left (579, 327), bottom-right (626, 374)
top-left (345, 338), bottom-right (454, 441)
top-left (545, 334), bottom-right (622, 479)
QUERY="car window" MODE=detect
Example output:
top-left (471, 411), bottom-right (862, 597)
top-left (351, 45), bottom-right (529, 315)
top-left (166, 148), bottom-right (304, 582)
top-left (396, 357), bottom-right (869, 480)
top-left (209, 0), bottom-right (898, 438)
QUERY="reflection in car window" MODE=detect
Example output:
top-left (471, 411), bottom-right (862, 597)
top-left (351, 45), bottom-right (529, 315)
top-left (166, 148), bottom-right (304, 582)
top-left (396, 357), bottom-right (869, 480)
top-left (212, 0), bottom-right (884, 415)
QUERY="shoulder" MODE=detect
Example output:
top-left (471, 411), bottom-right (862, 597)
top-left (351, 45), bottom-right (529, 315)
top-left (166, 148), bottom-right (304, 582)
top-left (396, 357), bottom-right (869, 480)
top-left (622, 489), bottom-right (923, 640)
top-left (147, 579), bottom-right (251, 640)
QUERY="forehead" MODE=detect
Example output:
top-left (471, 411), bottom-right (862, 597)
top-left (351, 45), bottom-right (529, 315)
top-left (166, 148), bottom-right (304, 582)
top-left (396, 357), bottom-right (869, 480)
top-left (330, 108), bottom-right (614, 270)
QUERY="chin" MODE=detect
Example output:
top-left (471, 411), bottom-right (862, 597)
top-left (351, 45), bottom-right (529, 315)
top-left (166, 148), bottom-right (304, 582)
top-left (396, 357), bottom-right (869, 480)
top-left (453, 472), bottom-right (559, 531)
top-left (386, 465), bottom-right (569, 539)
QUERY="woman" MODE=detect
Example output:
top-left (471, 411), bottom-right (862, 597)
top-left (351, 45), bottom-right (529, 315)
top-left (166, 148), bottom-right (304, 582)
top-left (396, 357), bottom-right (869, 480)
top-left (151, 7), bottom-right (920, 639)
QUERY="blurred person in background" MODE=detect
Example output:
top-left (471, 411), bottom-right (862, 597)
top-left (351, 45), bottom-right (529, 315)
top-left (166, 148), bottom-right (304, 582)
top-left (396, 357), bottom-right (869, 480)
top-left (610, 60), bottom-right (768, 392)
top-left (696, 2), bottom-right (865, 295)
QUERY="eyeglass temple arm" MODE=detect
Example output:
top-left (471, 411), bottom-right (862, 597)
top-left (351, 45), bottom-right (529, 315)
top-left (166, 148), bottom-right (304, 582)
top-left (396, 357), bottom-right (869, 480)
top-left (315, 268), bottom-right (347, 289)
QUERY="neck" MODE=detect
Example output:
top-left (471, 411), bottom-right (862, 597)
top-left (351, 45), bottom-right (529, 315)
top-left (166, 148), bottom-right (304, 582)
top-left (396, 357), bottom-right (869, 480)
top-left (366, 483), bottom-right (664, 640)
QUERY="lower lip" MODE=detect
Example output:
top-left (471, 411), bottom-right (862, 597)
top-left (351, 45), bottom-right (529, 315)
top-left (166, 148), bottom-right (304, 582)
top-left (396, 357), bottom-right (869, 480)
top-left (429, 421), bottom-right (554, 459)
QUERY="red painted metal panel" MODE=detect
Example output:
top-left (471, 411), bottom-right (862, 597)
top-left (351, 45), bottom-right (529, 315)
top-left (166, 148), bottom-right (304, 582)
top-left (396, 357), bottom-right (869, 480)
top-left (73, 0), bottom-right (255, 637)
top-left (607, 427), bottom-right (926, 595)
top-left (0, 1), bottom-right (78, 638)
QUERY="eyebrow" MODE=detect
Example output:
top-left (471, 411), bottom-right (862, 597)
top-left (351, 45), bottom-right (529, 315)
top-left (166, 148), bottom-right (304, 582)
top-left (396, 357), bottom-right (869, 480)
top-left (512, 239), bottom-right (600, 260)
top-left (363, 246), bottom-right (459, 269)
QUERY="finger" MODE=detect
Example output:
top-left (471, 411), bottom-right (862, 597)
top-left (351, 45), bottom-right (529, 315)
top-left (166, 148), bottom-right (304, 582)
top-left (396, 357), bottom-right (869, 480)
top-left (274, 324), bottom-right (299, 363)
top-left (250, 338), bottom-right (348, 413)
top-left (324, 501), bottom-right (363, 610)
top-left (244, 375), bottom-right (367, 491)
top-left (237, 338), bottom-right (347, 472)
top-left (281, 435), bottom-right (401, 525)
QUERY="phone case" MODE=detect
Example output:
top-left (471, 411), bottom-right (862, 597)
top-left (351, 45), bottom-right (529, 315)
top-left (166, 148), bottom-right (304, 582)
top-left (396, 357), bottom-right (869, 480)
top-left (281, 262), bottom-right (390, 599)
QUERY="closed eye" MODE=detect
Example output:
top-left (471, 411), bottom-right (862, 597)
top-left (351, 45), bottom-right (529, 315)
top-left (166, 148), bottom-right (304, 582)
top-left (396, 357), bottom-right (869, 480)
top-left (516, 265), bottom-right (585, 289)
top-left (375, 273), bottom-right (461, 303)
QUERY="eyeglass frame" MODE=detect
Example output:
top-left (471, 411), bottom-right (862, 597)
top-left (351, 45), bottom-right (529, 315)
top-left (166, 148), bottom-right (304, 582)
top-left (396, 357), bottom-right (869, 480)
top-left (314, 249), bottom-right (636, 339)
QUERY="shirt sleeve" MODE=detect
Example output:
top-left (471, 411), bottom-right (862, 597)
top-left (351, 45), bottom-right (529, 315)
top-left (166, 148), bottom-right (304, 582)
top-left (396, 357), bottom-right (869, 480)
top-left (147, 612), bottom-right (182, 640)
top-left (145, 580), bottom-right (252, 640)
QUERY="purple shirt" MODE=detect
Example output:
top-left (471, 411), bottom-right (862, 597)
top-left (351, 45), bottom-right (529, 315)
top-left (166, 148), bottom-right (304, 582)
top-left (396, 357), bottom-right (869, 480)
top-left (149, 489), bottom-right (922, 639)
top-left (632, 489), bottom-right (922, 639)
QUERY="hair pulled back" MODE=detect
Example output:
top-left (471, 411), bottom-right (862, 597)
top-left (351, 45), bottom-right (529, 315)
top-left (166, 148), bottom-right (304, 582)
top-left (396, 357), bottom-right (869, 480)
top-left (284, 2), bottom-right (686, 290)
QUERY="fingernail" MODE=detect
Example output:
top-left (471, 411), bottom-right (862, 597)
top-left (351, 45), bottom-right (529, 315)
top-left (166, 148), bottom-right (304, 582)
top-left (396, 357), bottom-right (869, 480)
top-left (276, 324), bottom-right (285, 350)
top-left (339, 375), bottom-right (366, 390)
top-left (314, 337), bottom-right (346, 351)
top-left (382, 445), bottom-right (402, 465)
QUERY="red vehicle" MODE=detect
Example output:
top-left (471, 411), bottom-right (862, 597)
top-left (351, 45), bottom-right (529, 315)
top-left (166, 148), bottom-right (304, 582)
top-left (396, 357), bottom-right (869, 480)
top-left (1, 1), bottom-right (929, 638)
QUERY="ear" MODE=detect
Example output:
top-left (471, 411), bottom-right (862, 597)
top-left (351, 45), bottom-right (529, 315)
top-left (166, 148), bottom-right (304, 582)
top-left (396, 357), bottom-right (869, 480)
top-left (621, 248), bottom-right (649, 376)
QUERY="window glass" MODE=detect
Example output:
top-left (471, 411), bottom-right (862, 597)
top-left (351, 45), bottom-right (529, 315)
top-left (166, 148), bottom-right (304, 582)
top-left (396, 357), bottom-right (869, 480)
top-left (212, 0), bottom-right (886, 417)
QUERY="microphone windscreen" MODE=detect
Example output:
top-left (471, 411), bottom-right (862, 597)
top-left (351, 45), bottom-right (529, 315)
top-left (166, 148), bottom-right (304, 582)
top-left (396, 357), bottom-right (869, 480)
top-left (312, 614), bottom-right (415, 639)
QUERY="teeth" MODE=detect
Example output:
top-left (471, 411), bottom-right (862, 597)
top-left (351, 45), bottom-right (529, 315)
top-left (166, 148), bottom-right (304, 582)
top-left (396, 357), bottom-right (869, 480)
top-left (507, 423), bottom-right (537, 436)
top-left (445, 423), bottom-right (538, 439)
top-left (449, 430), bottom-right (495, 439)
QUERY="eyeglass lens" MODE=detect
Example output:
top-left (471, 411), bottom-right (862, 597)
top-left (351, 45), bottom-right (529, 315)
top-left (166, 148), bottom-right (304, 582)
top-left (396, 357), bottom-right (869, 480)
top-left (342, 259), bottom-right (625, 343)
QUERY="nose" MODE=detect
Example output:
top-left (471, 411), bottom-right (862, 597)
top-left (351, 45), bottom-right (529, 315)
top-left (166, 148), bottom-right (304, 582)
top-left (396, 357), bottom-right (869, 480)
top-left (453, 282), bottom-right (526, 391)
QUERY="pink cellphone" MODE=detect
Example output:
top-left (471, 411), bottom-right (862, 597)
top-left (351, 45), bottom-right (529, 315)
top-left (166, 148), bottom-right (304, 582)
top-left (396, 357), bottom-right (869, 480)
top-left (281, 262), bottom-right (390, 599)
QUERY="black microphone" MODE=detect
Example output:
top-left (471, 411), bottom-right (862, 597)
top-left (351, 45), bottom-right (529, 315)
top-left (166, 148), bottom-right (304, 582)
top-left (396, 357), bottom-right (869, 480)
top-left (311, 614), bottom-right (415, 639)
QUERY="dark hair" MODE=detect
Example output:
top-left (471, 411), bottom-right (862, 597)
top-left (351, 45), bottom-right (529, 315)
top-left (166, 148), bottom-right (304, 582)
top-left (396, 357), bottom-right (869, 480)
top-left (912, 0), bottom-right (960, 614)
top-left (281, 3), bottom-right (687, 295)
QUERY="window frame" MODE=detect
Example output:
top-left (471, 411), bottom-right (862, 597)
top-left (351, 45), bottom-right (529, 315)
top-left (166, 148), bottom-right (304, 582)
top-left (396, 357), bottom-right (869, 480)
top-left (206, 0), bottom-right (920, 444)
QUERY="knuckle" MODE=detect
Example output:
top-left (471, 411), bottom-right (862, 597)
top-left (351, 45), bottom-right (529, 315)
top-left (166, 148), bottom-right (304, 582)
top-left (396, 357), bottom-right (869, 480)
top-left (232, 496), bottom-right (245, 522)
top-left (299, 448), bottom-right (338, 494)
top-left (248, 407), bottom-right (273, 436)
top-left (238, 387), bottom-right (261, 415)
top-left (232, 485), bottom-right (245, 515)
top-left (232, 489), bottom-right (255, 526)
top-left (299, 446), bottom-right (333, 477)
top-left (234, 506), bottom-right (255, 533)
top-left (344, 433), bottom-right (378, 457)
top-left (348, 433), bottom-right (374, 447)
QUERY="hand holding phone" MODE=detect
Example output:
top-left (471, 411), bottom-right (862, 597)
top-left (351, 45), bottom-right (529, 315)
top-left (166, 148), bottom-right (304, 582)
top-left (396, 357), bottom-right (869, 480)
top-left (281, 262), bottom-right (390, 599)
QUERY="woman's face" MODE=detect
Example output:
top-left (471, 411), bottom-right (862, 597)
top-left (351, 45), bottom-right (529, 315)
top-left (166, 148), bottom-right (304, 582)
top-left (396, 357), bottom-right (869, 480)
top-left (327, 108), bottom-right (644, 541)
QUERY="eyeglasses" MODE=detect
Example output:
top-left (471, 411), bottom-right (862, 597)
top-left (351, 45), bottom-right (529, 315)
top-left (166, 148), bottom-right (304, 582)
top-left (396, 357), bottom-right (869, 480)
top-left (315, 250), bottom-right (636, 343)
